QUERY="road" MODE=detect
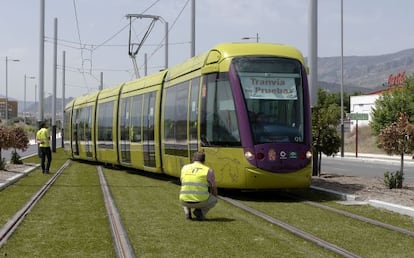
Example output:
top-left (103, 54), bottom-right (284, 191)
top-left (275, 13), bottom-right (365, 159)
top-left (321, 155), bottom-right (414, 183)
top-left (1, 144), bottom-right (40, 161)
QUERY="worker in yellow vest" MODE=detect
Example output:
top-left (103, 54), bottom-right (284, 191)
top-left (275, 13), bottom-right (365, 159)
top-left (36, 121), bottom-right (52, 174)
top-left (179, 151), bottom-right (218, 221)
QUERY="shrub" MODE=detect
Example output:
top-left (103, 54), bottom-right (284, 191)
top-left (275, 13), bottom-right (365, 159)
top-left (0, 158), bottom-right (6, 170)
top-left (384, 171), bottom-right (404, 189)
top-left (11, 151), bottom-right (23, 164)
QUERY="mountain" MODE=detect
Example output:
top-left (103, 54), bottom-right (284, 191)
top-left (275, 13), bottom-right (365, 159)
top-left (317, 48), bottom-right (414, 93)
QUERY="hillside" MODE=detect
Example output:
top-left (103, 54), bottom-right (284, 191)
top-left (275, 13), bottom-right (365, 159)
top-left (318, 48), bottom-right (414, 93)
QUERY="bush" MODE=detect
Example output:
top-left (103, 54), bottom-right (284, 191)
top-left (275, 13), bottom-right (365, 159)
top-left (0, 158), bottom-right (6, 170)
top-left (384, 171), bottom-right (404, 189)
top-left (10, 151), bottom-right (23, 164)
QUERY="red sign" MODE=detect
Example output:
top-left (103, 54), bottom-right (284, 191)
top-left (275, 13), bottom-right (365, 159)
top-left (388, 71), bottom-right (406, 86)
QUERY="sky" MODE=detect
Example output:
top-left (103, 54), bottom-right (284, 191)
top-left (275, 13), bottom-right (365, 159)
top-left (1, 0), bottom-right (414, 101)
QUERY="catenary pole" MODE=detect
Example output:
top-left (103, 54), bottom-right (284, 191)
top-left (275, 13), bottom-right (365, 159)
top-left (309, 0), bottom-right (318, 175)
top-left (308, 0), bottom-right (318, 107)
top-left (38, 0), bottom-right (45, 126)
top-left (52, 18), bottom-right (58, 152)
top-left (190, 0), bottom-right (195, 57)
top-left (165, 22), bottom-right (169, 68)
top-left (340, 0), bottom-right (345, 157)
top-left (61, 51), bottom-right (65, 148)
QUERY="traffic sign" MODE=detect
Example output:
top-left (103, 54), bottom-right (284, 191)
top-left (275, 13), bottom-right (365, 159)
top-left (348, 113), bottom-right (369, 120)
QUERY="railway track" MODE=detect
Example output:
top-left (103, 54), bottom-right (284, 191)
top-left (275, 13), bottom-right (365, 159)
top-left (2, 159), bottom-right (413, 256)
top-left (0, 162), bottom-right (136, 258)
top-left (220, 196), bottom-right (361, 258)
top-left (0, 159), bottom-right (71, 248)
top-left (219, 190), bottom-right (414, 257)
top-left (97, 166), bottom-right (136, 258)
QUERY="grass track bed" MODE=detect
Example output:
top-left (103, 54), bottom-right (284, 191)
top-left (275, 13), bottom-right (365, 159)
top-left (2, 151), bottom-right (413, 257)
top-left (103, 168), bottom-right (335, 257)
top-left (1, 154), bottom-right (114, 257)
top-left (240, 198), bottom-right (414, 257)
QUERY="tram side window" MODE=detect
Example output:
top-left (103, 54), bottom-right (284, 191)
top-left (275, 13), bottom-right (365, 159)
top-left (120, 97), bottom-right (131, 141)
top-left (130, 95), bottom-right (143, 142)
top-left (78, 106), bottom-right (92, 141)
top-left (201, 73), bottom-right (240, 147)
top-left (164, 82), bottom-right (189, 156)
top-left (97, 101), bottom-right (114, 142)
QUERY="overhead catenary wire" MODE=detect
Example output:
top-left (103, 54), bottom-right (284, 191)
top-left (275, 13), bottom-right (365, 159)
top-left (55, 0), bottom-right (191, 94)
top-left (72, 0), bottom-right (90, 92)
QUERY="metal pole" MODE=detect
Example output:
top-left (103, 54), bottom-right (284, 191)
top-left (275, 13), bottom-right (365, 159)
top-left (144, 53), bottom-right (148, 76)
top-left (5, 56), bottom-right (8, 124)
top-left (256, 32), bottom-right (259, 42)
top-left (308, 0), bottom-right (318, 107)
top-left (61, 51), bottom-right (65, 148)
top-left (165, 22), bottom-right (169, 69)
top-left (99, 71), bottom-right (103, 90)
top-left (24, 75), bottom-right (27, 124)
top-left (190, 0), bottom-right (195, 57)
top-left (38, 0), bottom-right (45, 126)
top-left (309, 0), bottom-right (318, 176)
top-left (5, 57), bottom-right (19, 124)
top-left (52, 17), bottom-right (57, 152)
top-left (340, 0), bottom-right (344, 157)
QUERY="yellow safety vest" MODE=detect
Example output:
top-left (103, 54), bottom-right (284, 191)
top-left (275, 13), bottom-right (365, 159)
top-left (179, 161), bottom-right (210, 202)
top-left (36, 128), bottom-right (50, 147)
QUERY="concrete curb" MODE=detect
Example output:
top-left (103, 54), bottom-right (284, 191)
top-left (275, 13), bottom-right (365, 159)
top-left (310, 185), bottom-right (414, 218)
top-left (0, 165), bottom-right (40, 191)
top-left (369, 200), bottom-right (414, 217)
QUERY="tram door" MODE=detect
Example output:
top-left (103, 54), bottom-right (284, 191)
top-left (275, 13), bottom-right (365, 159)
top-left (72, 109), bottom-right (80, 156)
top-left (120, 97), bottom-right (131, 164)
top-left (143, 92), bottom-right (156, 167)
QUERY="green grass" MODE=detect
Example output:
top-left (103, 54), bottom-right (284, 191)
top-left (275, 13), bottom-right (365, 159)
top-left (241, 198), bottom-right (414, 258)
top-left (103, 169), bottom-right (336, 257)
top-left (2, 150), bottom-right (413, 257)
top-left (0, 154), bottom-right (114, 257)
top-left (0, 149), bottom-right (68, 226)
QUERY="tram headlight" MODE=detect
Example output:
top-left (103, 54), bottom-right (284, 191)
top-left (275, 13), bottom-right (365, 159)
top-left (305, 151), bottom-right (312, 159)
top-left (244, 151), bottom-right (255, 160)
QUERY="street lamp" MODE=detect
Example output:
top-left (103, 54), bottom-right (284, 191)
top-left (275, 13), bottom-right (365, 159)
top-left (242, 32), bottom-right (260, 42)
top-left (24, 74), bottom-right (36, 124)
top-left (5, 56), bottom-right (20, 124)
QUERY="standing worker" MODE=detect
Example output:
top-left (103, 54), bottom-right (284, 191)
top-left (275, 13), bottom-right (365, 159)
top-left (179, 151), bottom-right (218, 221)
top-left (36, 121), bottom-right (52, 174)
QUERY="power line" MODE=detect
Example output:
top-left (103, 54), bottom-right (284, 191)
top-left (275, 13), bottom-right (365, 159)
top-left (145, 0), bottom-right (191, 64)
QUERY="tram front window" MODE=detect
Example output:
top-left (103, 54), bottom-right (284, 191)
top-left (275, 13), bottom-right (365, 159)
top-left (234, 57), bottom-right (304, 144)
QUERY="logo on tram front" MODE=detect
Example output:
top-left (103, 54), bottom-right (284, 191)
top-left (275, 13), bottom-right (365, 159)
top-left (279, 151), bottom-right (287, 160)
top-left (268, 149), bottom-right (276, 161)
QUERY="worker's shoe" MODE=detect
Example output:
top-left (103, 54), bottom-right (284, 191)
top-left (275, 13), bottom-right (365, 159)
top-left (193, 209), bottom-right (204, 221)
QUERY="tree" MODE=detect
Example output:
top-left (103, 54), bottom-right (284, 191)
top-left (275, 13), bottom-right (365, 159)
top-left (9, 127), bottom-right (30, 164)
top-left (378, 113), bottom-right (414, 175)
top-left (0, 126), bottom-right (12, 169)
top-left (312, 88), bottom-right (341, 175)
top-left (371, 73), bottom-right (414, 135)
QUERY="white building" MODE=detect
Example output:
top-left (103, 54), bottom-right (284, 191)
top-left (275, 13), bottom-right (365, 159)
top-left (348, 71), bottom-right (407, 132)
top-left (349, 94), bottom-right (380, 131)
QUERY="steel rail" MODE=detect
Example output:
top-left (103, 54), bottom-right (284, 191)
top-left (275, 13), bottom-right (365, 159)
top-left (304, 200), bottom-right (414, 237)
top-left (281, 191), bottom-right (414, 237)
top-left (97, 166), bottom-right (136, 258)
top-left (0, 159), bottom-right (71, 248)
top-left (220, 196), bottom-right (361, 258)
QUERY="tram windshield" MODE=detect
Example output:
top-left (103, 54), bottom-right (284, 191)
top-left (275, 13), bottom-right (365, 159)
top-left (234, 57), bottom-right (304, 144)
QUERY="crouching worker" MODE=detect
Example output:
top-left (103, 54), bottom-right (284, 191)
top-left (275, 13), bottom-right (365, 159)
top-left (179, 151), bottom-right (218, 221)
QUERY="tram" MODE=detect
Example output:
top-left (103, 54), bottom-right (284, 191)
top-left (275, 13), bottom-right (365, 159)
top-left (64, 42), bottom-right (312, 189)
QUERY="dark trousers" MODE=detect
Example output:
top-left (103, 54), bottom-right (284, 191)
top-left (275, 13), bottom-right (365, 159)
top-left (39, 146), bottom-right (52, 173)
